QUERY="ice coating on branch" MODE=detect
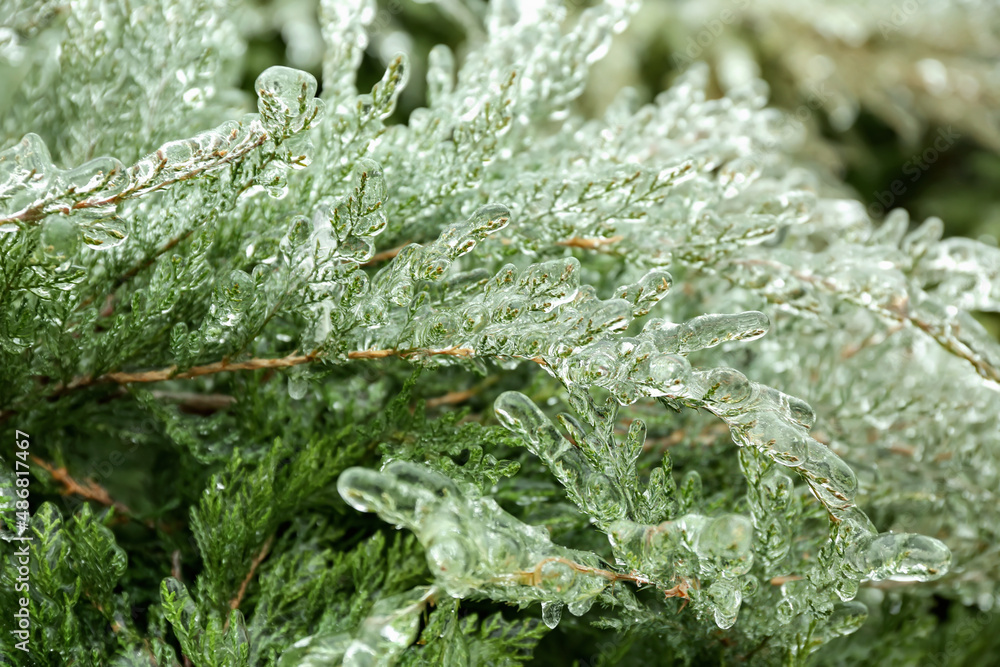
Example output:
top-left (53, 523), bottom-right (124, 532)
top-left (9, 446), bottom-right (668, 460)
top-left (80, 214), bottom-right (129, 250)
top-left (496, 389), bottom-right (761, 629)
top-left (277, 586), bottom-right (434, 667)
top-left (256, 66), bottom-right (325, 133)
top-left (337, 461), bottom-right (610, 617)
top-left (607, 513), bottom-right (754, 628)
top-left (643, 311), bottom-right (769, 354)
top-left (496, 390), bottom-right (628, 525)
top-left (212, 270), bottom-right (255, 328)
top-left (846, 533), bottom-right (952, 582)
top-left (0, 65), bottom-right (324, 247)
top-left (496, 347), bottom-right (950, 630)
top-left (342, 587), bottom-right (434, 666)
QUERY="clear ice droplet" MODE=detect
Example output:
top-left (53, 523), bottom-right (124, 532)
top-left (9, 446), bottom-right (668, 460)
top-left (541, 601), bottom-right (564, 629)
top-left (81, 215), bottom-right (129, 250)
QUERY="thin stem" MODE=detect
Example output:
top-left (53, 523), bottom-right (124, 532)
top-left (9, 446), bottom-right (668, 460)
top-left (31, 455), bottom-right (136, 519)
top-left (225, 534), bottom-right (275, 629)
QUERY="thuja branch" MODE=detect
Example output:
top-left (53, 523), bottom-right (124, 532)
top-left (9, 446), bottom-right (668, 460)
top-left (731, 257), bottom-right (1000, 384)
top-left (76, 227), bottom-right (201, 313)
top-left (52, 347), bottom-right (476, 391)
top-left (2, 124), bottom-right (269, 227)
top-left (0, 347), bottom-right (542, 423)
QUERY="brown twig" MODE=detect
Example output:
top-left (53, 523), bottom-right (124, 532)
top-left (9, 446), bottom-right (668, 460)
top-left (362, 242), bottom-right (410, 267)
top-left (149, 390), bottom-right (237, 414)
top-left (1, 347), bottom-right (543, 423)
top-left (30, 455), bottom-right (134, 518)
top-left (426, 388), bottom-right (478, 409)
top-left (225, 534), bottom-right (275, 630)
top-left (556, 235), bottom-right (624, 250)
top-left (346, 346), bottom-right (473, 360)
top-left (498, 555), bottom-right (696, 610)
top-left (840, 323), bottom-right (904, 360)
top-left (171, 550), bottom-right (184, 582)
top-left (4, 127), bottom-right (269, 226)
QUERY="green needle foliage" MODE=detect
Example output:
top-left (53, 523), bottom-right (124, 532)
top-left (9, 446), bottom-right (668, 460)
top-left (1, 0), bottom-right (999, 665)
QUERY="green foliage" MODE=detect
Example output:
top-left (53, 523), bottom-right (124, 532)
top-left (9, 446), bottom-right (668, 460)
top-left (2, 0), bottom-right (999, 665)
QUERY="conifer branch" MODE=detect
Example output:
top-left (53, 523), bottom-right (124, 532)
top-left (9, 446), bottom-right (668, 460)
top-left (732, 258), bottom-right (1000, 383)
top-left (76, 227), bottom-right (200, 312)
top-left (1, 130), bottom-right (269, 227)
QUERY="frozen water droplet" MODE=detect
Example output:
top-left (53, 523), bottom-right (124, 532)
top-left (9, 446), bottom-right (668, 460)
top-left (719, 156), bottom-right (762, 196)
top-left (541, 601), bottom-right (563, 629)
top-left (775, 597), bottom-right (795, 625)
top-left (337, 468), bottom-right (391, 515)
top-left (216, 269), bottom-right (254, 326)
top-left (801, 440), bottom-right (857, 510)
top-left (833, 507), bottom-right (877, 545)
top-left (645, 353), bottom-right (692, 394)
top-left (280, 214), bottom-right (311, 257)
top-left (849, 533), bottom-right (951, 582)
top-left (288, 373), bottom-right (309, 400)
top-left (355, 157), bottom-right (387, 205)
top-left (759, 468), bottom-right (794, 510)
top-left (64, 156), bottom-right (127, 197)
top-left (260, 162), bottom-right (289, 199)
top-left (495, 391), bottom-right (548, 442)
top-left (81, 215), bottom-right (128, 250)
top-left (255, 66), bottom-right (320, 129)
top-left (40, 217), bottom-right (80, 261)
top-left (468, 203), bottom-right (512, 236)
top-left (833, 576), bottom-right (859, 602)
top-left (539, 559), bottom-right (578, 595)
top-left (425, 524), bottom-right (475, 578)
top-left (0, 133), bottom-right (53, 185)
top-left (647, 311), bottom-right (769, 355)
top-left (901, 216), bottom-right (943, 259)
top-left (870, 208), bottom-right (909, 246)
top-left (161, 139), bottom-right (196, 169)
top-left (823, 601), bottom-right (868, 639)
top-left (614, 269), bottom-right (673, 316)
top-left (427, 44), bottom-right (456, 105)
top-left (696, 514), bottom-right (755, 575)
top-left (582, 472), bottom-right (627, 520)
top-left (783, 394), bottom-right (816, 429)
top-left (568, 597), bottom-right (596, 617)
top-left (701, 367), bottom-right (752, 404)
top-left (742, 412), bottom-right (810, 467)
top-left (708, 579), bottom-right (742, 629)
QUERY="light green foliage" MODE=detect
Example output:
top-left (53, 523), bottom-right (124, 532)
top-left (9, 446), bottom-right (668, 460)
top-left (1, 0), bottom-right (999, 665)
